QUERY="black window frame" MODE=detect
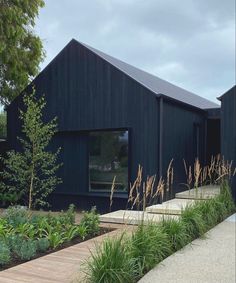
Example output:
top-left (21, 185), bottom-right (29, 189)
top-left (88, 128), bottom-right (131, 193)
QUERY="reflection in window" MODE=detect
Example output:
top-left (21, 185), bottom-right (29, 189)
top-left (89, 130), bottom-right (128, 192)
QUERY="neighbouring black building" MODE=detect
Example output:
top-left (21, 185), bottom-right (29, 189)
top-left (219, 85), bottom-right (236, 200)
top-left (7, 39), bottom-right (221, 211)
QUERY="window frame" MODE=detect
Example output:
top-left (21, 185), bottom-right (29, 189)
top-left (88, 128), bottom-right (131, 193)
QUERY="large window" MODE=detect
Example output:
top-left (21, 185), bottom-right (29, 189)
top-left (89, 130), bottom-right (128, 192)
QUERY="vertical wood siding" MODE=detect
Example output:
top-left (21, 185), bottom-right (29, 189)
top-left (7, 40), bottom-right (159, 199)
top-left (7, 40), bottom-right (213, 209)
top-left (221, 86), bottom-right (236, 199)
top-left (162, 100), bottom-right (206, 193)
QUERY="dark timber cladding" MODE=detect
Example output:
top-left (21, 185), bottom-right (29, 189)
top-left (7, 39), bottom-right (220, 211)
top-left (219, 85), bottom-right (236, 200)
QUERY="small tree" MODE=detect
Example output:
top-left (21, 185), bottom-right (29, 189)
top-left (0, 91), bottom-right (62, 209)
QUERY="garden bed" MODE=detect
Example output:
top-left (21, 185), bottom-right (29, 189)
top-left (0, 205), bottom-right (113, 271)
top-left (84, 183), bottom-right (236, 283)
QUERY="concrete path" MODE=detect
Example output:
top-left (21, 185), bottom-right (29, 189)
top-left (175, 185), bottom-right (220, 200)
top-left (100, 210), bottom-right (179, 225)
top-left (139, 214), bottom-right (236, 283)
top-left (146, 198), bottom-right (197, 215)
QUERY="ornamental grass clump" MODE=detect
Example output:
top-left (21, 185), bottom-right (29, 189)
top-left (160, 218), bottom-right (191, 251)
top-left (85, 234), bottom-right (136, 283)
top-left (193, 200), bottom-right (218, 230)
top-left (128, 223), bottom-right (172, 278)
top-left (180, 205), bottom-right (206, 239)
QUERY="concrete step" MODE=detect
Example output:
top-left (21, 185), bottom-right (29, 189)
top-left (146, 198), bottom-right (198, 215)
top-left (99, 210), bottom-right (179, 225)
top-left (175, 185), bottom-right (220, 200)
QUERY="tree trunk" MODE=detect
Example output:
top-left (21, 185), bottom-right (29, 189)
top-left (29, 143), bottom-right (35, 210)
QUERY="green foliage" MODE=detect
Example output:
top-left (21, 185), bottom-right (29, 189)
top-left (37, 238), bottom-right (50, 253)
top-left (128, 224), bottom-right (172, 277)
top-left (59, 204), bottom-right (76, 225)
top-left (85, 234), bottom-right (136, 283)
top-left (0, 206), bottom-right (100, 268)
top-left (218, 181), bottom-right (235, 214)
top-left (15, 239), bottom-right (37, 260)
top-left (76, 224), bottom-right (88, 240)
top-left (161, 219), bottom-right (191, 251)
top-left (0, 242), bottom-right (11, 265)
top-left (85, 186), bottom-right (235, 283)
top-left (80, 207), bottom-right (100, 236)
top-left (194, 200), bottom-right (218, 230)
top-left (0, 91), bottom-right (62, 209)
top-left (0, 111), bottom-right (6, 138)
top-left (6, 234), bottom-right (25, 253)
top-left (0, 191), bottom-right (20, 207)
top-left (47, 232), bottom-right (65, 249)
top-left (0, 0), bottom-right (45, 105)
top-left (3, 206), bottom-right (29, 228)
top-left (64, 225), bottom-right (88, 242)
top-left (181, 205), bottom-right (206, 238)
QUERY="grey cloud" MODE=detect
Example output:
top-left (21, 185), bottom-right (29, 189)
top-left (36, 0), bottom-right (235, 103)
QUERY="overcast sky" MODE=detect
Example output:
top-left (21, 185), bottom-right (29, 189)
top-left (36, 0), bottom-right (235, 103)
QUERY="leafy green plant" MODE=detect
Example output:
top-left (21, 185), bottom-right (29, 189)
top-left (0, 91), bottom-right (62, 209)
top-left (37, 238), bottom-right (50, 253)
top-left (85, 234), bottom-right (136, 283)
top-left (0, 242), bottom-right (11, 265)
top-left (80, 207), bottom-right (100, 236)
top-left (76, 224), bottom-right (88, 240)
top-left (3, 206), bottom-right (29, 228)
top-left (0, 218), bottom-right (14, 238)
top-left (161, 218), bottom-right (191, 251)
top-left (16, 223), bottom-right (36, 239)
top-left (64, 204), bottom-right (76, 225)
top-left (63, 225), bottom-right (86, 242)
top-left (15, 239), bottom-right (37, 261)
top-left (5, 234), bottom-right (25, 254)
top-left (0, 192), bottom-right (20, 206)
top-left (47, 232), bottom-right (65, 249)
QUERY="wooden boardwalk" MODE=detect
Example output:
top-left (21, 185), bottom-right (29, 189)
top-left (0, 223), bottom-right (129, 283)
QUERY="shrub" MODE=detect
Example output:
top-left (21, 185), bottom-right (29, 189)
top-left (64, 204), bottom-right (76, 225)
top-left (0, 242), bottom-right (11, 265)
top-left (15, 239), bottom-right (37, 260)
top-left (6, 234), bottom-right (25, 253)
top-left (80, 207), bottom-right (100, 236)
top-left (3, 206), bottom-right (29, 227)
top-left (128, 223), bottom-right (172, 277)
top-left (85, 234), bottom-right (136, 283)
top-left (160, 218), bottom-right (191, 251)
top-left (37, 238), bottom-right (50, 253)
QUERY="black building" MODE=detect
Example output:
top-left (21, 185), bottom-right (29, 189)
top-left (219, 85), bottom-right (236, 200)
top-left (7, 39), bottom-right (220, 211)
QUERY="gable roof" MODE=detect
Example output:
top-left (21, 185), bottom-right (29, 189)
top-left (217, 85), bottom-right (236, 101)
top-left (73, 39), bottom-right (219, 110)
